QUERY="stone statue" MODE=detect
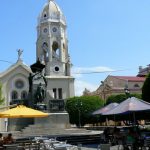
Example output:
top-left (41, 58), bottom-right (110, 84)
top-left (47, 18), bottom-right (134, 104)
top-left (41, 74), bottom-right (47, 87)
top-left (28, 72), bottom-right (47, 93)
top-left (35, 83), bottom-right (46, 103)
top-left (17, 49), bottom-right (23, 61)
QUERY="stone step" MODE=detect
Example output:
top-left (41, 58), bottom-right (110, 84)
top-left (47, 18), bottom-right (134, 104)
top-left (20, 127), bottom-right (91, 138)
top-left (22, 129), bottom-right (86, 135)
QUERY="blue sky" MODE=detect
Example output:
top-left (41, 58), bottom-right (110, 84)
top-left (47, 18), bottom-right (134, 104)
top-left (0, 0), bottom-right (150, 95)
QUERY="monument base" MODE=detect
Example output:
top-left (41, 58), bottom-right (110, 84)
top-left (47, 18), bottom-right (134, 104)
top-left (7, 112), bottom-right (70, 132)
top-left (34, 112), bottom-right (70, 129)
top-left (8, 118), bottom-right (34, 131)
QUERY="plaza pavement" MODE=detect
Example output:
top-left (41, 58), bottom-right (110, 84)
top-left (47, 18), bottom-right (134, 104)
top-left (79, 145), bottom-right (123, 150)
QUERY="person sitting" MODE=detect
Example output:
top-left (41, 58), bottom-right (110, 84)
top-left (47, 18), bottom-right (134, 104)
top-left (125, 128), bottom-right (139, 150)
top-left (103, 127), bottom-right (110, 143)
top-left (112, 127), bottom-right (123, 145)
top-left (0, 133), bottom-right (4, 146)
top-left (3, 133), bottom-right (14, 144)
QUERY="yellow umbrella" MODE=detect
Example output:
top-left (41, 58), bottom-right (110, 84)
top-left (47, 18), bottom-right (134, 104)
top-left (0, 105), bottom-right (49, 118)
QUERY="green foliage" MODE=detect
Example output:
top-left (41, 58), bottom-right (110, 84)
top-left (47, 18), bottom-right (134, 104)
top-left (0, 84), bottom-right (4, 105)
top-left (131, 93), bottom-right (141, 99)
top-left (65, 96), bottom-right (103, 126)
top-left (106, 93), bottom-right (141, 104)
top-left (106, 94), bottom-right (127, 104)
top-left (142, 73), bottom-right (150, 102)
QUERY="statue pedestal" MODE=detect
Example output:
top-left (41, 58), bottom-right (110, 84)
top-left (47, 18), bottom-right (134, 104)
top-left (34, 112), bottom-right (70, 129)
top-left (7, 112), bottom-right (70, 132)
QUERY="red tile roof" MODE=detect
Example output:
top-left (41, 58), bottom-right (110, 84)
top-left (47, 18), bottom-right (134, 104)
top-left (112, 76), bottom-right (145, 82)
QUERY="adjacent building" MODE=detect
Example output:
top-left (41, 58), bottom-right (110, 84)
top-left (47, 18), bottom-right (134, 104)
top-left (84, 75), bottom-right (145, 100)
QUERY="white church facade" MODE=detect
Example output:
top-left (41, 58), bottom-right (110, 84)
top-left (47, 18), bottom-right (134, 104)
top-left (0, 0), bottom-right (75, 131)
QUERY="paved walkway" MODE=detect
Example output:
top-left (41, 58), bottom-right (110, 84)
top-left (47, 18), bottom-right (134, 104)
top-left (110, 145), bottom-right (123, 150)
top-left (81, 148), bottom-right (96, 150)
top-left (81, 145), bottom-right (123, 150)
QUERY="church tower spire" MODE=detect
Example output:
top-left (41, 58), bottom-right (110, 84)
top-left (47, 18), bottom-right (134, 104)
top-left (36, 0), bottom-right (70, 76)
top-left (36, 0), bottom-right (74, 102)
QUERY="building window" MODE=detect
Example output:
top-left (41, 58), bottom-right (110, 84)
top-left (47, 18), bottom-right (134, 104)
top-left (44, 12), bottom-right (47, 18)
top-left (52, 41), bottom-right (60, 59)
top-left (134, 84), bottom-right (139, 88)
top-left (43, 28), bottom-right (48, 33)
top-left (42, 42), bottom-right (48, 48)
top-left (15, 79), bottom-right (24, 89)
top-left (11, 91), bottom-right (18, 100)
top-left (53, 88), bottom-right (57, 99)
top-left (58, 88), bottom-right (62, 99)
top-left (52, 27), bottom-right (57, 32)
top-left (42, 42), bottom-right (49, 62)
top-left (63, 43), bottom-right (65, 52)
top-left (54, 66), bottom-right (60, 72)
top-left (21, 91), bottom-right (27, 99)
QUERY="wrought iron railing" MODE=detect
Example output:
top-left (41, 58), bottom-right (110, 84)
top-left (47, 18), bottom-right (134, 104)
top-left (49, 99), bottom-right (65, 112)
top-left (10, 99), bottom-right (28, 106)
top-left (10, 99), bottom-right (66, 112)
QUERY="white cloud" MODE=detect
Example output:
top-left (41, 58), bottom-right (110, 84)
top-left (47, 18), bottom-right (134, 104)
top-left (74, 80), bottom-right (98, 96)
top-left (72, 66), bottom-right (114, 96)
top-left (71, 66), bottom-right (114, 78)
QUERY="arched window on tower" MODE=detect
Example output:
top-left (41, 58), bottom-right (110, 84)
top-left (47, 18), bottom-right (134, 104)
top-left (43, 12), bottom-right (47, 18)
top-left (11, 91), bottom-right (18, 100)
top-left (42, 42), bottom-right (49, 63)
top-left (52, 41), bottom-right (60, 60)
top-left (21, 91), bottom-right (28, 99)
top-left (63, 43), bottom-right (65, 52)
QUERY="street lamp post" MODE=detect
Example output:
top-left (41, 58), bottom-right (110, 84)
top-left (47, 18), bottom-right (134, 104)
top-left (76, 100), bottom-right (82, 128)
top-left (78, 108), bottom-right (81, 128)
top-left (124, 85), bottom-right (130, 97)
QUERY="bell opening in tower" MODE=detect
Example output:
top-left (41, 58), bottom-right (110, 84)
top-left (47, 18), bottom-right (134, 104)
top-left (52, 41), bottom-right (60, 60)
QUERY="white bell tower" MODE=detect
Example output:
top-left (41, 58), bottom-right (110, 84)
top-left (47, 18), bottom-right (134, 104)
top-left (36, 0), bottom-right (74, 102)
top-left (36, 0), bottom-right (71, 77)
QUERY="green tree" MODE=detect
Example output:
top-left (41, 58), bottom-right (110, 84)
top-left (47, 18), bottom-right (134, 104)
top-left (106, 94), bottom-right (127, 104)
top-left (0, 84), bottom-right (4, 105)
top-left (65, 96), bottom-right (103, 126)
top-left (106, 93), bottom-right (141, 104)
top-left (142, 73), bottom-right (150, 102)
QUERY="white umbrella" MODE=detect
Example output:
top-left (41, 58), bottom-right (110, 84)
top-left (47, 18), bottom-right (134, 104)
top-left (92, 103), bottom-right (119, 115)
top-left (103, 97), bottom-right (150, 115)
top-left (103, 97), bottom-right (150, 124)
